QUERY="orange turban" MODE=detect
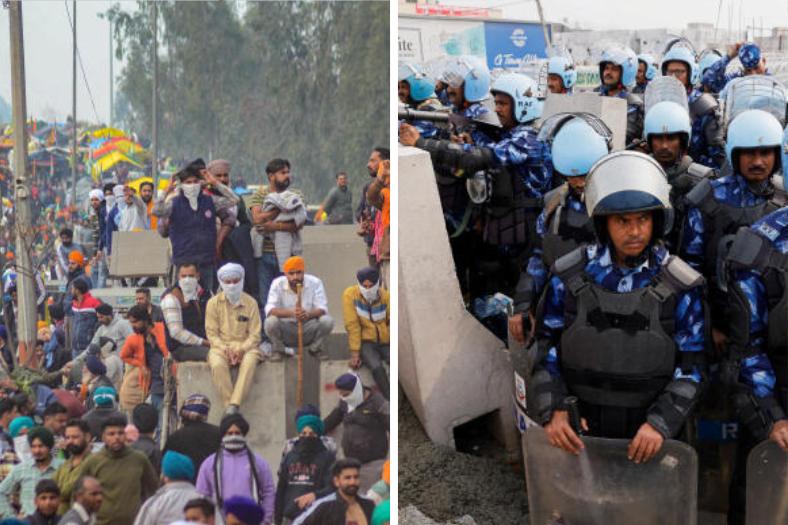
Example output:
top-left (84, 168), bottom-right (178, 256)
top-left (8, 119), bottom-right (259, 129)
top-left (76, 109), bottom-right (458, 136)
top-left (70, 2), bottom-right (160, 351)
top-left (68, 250), bottom-right (84, 266)
top-left (283, 256), bottom-right (304, 273)
top-left (37, 320), bottom-right (48, 331)
top-left (382, 459), bottom-right (390, 485)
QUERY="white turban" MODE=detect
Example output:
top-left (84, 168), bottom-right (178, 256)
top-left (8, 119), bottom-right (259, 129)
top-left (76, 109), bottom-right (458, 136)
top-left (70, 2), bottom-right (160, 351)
top-left (89, 189), bottom-right (104, 202)
top-left (217, 262), bottom-right (244, 282)
top-left (112, 184), bottom-right (125, 198)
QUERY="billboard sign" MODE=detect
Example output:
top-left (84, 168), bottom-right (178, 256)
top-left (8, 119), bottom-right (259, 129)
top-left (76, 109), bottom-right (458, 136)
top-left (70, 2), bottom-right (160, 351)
top-left (483, 22), bottom-right (550, 70)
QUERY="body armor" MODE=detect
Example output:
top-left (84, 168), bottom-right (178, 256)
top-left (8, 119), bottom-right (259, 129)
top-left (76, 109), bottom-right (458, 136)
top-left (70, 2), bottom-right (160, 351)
top-left (540, 185), bottom-right (595, 268)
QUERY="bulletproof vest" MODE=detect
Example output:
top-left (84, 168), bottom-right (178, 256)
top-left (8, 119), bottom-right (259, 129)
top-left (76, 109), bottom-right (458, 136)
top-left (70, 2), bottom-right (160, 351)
top-left (483, 164), bottom-right (542, 248)
top-left (553, 247), bottom-right (703, 408)
top-left (684, 177), bottom-right (785, 281)
top-left (726, 227), bottom-right (788, 399)
top-left (624, 92), bottom-right (644, 146)
top-left (666, 156), bottom-right (715, 206)
top-left (689, 92), bottom-right (718, 121)
top-left (540, 185), bottom-right (595, 268)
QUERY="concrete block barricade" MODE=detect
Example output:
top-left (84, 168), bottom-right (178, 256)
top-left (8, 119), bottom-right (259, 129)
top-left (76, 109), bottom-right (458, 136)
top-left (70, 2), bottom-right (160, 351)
top-left (542, 92), bottom-right (628, 151)
top-left (398, 146), bottom-right (519, 453)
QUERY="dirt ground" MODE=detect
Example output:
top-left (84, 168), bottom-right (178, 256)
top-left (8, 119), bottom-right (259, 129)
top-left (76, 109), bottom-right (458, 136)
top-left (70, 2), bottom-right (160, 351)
top-left (398, 391), bottom-right (530, 525)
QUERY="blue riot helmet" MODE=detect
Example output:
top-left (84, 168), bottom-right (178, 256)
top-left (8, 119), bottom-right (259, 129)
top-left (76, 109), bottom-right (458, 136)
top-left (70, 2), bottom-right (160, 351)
top-left (585, 151), bottom-right (673, 240)
top-left (490, 73), bottom-right (543, 124)
top-left (660, 45), bottom-right (699, 88)
top-left (637, 54), bottom-right (658, 81)
top-left (547, 56), bottom-right (577, 91)
top-left (698, 49), bottom-right (723, 78)
top-left (443, 56), bottom-right (491, 103)
top-left (739, 42), bottom-right (762, 70)
top-left (725, 109), bottom-right (783, 174)
top-left (643, 101), bottom-right (692, 150)
top-left (598, 45), bottom-right (638, 89)
top-left (540, 114), bottom-right (612, 176)
top-left (398, 63), bottom-right (436, 103)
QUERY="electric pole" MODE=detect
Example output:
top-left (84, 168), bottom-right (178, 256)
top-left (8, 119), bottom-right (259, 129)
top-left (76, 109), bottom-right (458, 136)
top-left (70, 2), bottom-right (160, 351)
top-left (535, 0), bottom-right (551, 49)
top-left (71, 0), bottom-right (78, 208)
top-left (109, 17), bottom-right (114, 127)
top-left (8, 0), bottom-right (39, 368)
top-left (151, 1), bottom-right (159, 189)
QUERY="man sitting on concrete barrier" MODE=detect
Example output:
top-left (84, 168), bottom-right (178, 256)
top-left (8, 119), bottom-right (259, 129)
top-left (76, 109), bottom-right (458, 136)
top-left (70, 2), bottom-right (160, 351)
top-left (264, 256), bottom-right (333, 359)
top-left (343, 266), bottom-right (390, 399)
top-left (206, 263), bottom-right (262, 415)
top-left (196, 414), bottom-right (275, 525)
top-left (324, 373), bottom-right (389, 493)
top-left (161, 263), bottom-right (211, 362)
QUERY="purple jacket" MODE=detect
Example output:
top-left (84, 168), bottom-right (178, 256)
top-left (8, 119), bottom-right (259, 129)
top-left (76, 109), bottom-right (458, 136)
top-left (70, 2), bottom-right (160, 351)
top-left (195, 448), bottom-right (275, 524)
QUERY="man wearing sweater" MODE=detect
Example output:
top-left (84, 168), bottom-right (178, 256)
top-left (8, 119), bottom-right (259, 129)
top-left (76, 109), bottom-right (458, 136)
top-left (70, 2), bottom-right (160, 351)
top-left (79, 415), bottom-right (159, 525)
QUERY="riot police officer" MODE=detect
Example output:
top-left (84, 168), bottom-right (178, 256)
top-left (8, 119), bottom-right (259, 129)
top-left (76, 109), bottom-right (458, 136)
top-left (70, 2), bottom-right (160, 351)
top-left (594, 45), bottom-right (644, 145)
top-left (702, 41), bottom-right (768, 94)
top-left (441, 55), bottom-right (493, 140)
top-left (680, 109), bottom-right (786, 338)
top-left (633, 53), bottom-right (658, 94)
top-left (661, 42), bottom-right (726, 169)
top-left (723, 206), bottom-right (788, 523)
top-left (509, 114), bottom-right (611, 343)
top-left (698, 48), bottom-right (724, 94)
top-left (643, 95), bottom-right (715, 247)
top-left (398, 63), bottom-right (444, 139)
top-left (529, 151), bottom-right (706, 463)
top-left (546, 56), bottom-right (577, 95)
top-left (399, 73), bottom-right (552, 299)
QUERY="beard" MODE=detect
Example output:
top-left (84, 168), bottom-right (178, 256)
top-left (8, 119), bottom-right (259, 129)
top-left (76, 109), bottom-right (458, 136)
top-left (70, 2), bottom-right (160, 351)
top-left (274, 179), bottom-right (290, 192)
top-left (66, 443), bottom-right (87, 457)
top-left (340, 485), bottom-right (359, 497)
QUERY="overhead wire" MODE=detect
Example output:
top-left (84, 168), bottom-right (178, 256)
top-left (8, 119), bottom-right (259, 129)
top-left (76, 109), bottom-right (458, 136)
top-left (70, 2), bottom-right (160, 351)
top-left (64, 1), bottom-right (102, 124)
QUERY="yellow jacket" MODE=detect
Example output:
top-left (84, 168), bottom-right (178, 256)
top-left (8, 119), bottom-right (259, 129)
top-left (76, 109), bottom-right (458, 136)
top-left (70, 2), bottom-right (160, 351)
top-left (342, 285), bottom-right (390, 353)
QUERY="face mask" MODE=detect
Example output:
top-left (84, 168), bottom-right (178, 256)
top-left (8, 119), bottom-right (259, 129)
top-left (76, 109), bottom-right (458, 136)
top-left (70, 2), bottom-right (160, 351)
top-left (220, 280), bottom-right (243, 305)
top-left (181, 183), bottom-right (202, 211)
top-left (297, 436), bottom-right (322, 454)
top-left (359, 282), bottom-right (380, 303)
top-left (222, 435), bottom-right (246, 452)
top-left (341, 378), bottom-right (365, 413)
top-left (178, 277), bottom-right (199, 302)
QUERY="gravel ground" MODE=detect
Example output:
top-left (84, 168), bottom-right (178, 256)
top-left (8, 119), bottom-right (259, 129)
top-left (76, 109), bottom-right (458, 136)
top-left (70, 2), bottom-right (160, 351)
top-left (398, 391), bottom-right (530, 525)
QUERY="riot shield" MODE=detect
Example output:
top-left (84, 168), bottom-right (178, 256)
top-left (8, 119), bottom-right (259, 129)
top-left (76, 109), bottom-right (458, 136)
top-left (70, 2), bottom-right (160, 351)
top-left (523, 426), bottom-right (698, 524)
top-left (723, 75), bottom-right (787, 129)
top-left (746, 440), bottom-right (788, 525)
top-left (644, 75), bottom-right (690, 116)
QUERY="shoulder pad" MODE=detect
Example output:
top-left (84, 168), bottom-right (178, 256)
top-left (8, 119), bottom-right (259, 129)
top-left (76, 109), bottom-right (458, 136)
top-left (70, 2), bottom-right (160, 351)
top-left (727, 226), bottom-right (769, 270)
top-left (661, 255), bottom-right (705, 290)
top-left (687, 162), bottom-right (715, 180)
top-left (625, 92), bottom-right (644, 107)
top-left (689, 93), bottom-right (719, 120)
top-left (551, 245), bottom-right (587, 277)
top-left (685, 177), bottom-right (713, 207)
top-left (542, 184), bottom-right (569, 218)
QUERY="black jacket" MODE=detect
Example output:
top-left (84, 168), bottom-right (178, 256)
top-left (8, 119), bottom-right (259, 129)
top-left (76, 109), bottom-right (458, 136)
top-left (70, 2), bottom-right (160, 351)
top-left (324, 390), bottom-right (389, 464)
top-left (163, 420), bottom-right (221, 471)
top-left (25, 510), bottom-right (59, 525)
top-left (132, 435), bottom-right (162, 474)
top-left (293, 491), bottom-right (375, 525)
top-left (274, 438), bottom-right (336, 524)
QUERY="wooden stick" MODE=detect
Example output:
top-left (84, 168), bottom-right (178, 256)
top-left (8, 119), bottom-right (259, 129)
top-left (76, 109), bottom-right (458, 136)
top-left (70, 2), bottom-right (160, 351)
top-left (296, 283), bottom-right (304, 407)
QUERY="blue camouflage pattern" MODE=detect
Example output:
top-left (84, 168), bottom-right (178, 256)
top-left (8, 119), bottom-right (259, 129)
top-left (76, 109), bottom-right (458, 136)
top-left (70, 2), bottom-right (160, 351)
top-left (688, 88), bottom-right (725, 169)
top-left (701, 55), bottom-right (740, 93)
top-left (680, 173), bottom-right (767, 271)
top-left (728, 207), bottom-right (788, 398)
top-left (461, 102), bottom-right (494, 145)
top-left (473, 124), bottom-right (554, 199)
top-left (538, 243), bottom-right (705, 383)
top-left (526, 192), bottom-right (587, 301)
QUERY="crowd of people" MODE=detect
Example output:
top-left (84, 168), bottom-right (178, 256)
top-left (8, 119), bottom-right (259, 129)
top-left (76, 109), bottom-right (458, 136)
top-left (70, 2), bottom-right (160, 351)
top-left (400, 39), bottom-right (786, 521)
top-left (0, 146), bottom-right (391, 524)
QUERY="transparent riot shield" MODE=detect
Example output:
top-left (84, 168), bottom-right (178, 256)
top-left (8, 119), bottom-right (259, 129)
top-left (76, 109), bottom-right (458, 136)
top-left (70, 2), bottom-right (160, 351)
top-left (723, 75), bottom-right (787, 128)
top-left (537, 112), bottom-right (613, 148)
top-left (644, 75), bottom-right (690, 116)
top-left (746, 440), bottom-right (788, 525)
top-left (523, 426), bottom-right (698, 524)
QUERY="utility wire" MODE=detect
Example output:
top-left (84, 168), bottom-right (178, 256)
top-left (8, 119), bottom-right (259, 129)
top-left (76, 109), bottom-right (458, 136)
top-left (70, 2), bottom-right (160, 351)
top-left (64, 1), bottom-right (102, 124)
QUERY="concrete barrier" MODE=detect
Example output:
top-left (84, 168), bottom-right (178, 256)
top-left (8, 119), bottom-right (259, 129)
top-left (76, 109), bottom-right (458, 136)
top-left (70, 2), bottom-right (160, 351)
top-left (542, 92), bottom-right (628, 151)
top-left (398, 146), bottom-right (518, 453)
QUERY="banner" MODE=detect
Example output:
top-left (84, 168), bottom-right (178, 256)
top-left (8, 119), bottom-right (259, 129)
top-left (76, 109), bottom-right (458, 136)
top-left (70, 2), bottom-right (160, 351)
top-left (483, 22), bottom-right (549, 70)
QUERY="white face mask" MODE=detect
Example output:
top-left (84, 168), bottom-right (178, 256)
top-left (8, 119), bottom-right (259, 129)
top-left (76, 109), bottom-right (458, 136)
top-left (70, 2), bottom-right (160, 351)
top-left (181, 183), bottom-right (202, 211)
top-left (105, 195), bottom-right (115, 210)
top-left (341, 376), bottom-right (365, 412)
top-left (359, 281), bottom-right (380, 303)
top-left (178, 276), bottom-right (199, 301)
top-left (220, 280), bottom-right (243, 305)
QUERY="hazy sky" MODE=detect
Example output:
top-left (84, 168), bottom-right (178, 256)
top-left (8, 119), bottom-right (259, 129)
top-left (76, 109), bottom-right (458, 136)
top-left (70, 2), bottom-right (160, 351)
top-left (0, 1), bottom-right (137, 125)
top-left (2, 0), bottom-right (788, 125)
top-left (450, 0), bottom-right (788, 32)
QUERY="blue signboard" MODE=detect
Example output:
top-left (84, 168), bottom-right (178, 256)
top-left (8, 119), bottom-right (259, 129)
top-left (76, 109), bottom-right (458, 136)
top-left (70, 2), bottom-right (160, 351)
top-left (483, 21), bottom-right (549, 70)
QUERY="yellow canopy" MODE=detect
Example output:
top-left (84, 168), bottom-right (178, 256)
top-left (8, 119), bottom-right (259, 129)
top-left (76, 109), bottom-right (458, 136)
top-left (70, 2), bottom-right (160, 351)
top-left (127, 176), bottom-right (170, 192)
top-left (90, 150), bottom-right (143, 179)
top-left (90, 127), bottom-right (127, 139)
